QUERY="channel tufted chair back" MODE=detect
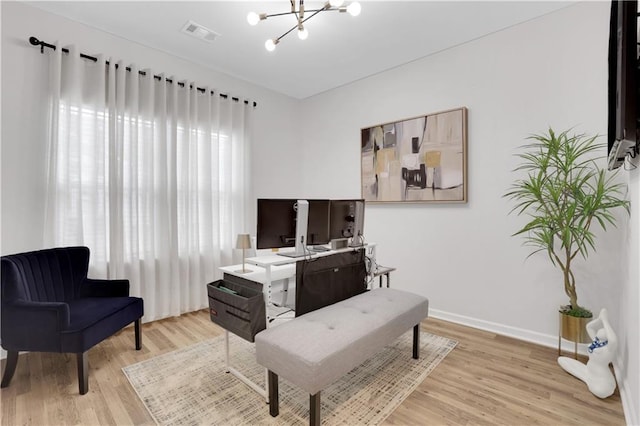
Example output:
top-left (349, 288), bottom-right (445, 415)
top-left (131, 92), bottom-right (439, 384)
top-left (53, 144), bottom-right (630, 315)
top-left (1, 246), bottom-right (144, 395)
top-left (2, 246), bottom-right (90, 303)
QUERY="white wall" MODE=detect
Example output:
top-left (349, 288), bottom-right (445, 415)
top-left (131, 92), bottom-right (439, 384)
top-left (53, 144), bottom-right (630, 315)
top-left (0, 1), bottom-right (302, 256)
top-left (299, 2), bottom-right (638, 422)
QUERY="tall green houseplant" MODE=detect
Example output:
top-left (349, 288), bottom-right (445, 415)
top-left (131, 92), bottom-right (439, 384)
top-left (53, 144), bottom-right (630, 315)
top-left (505, 128), bottom-right (630, 317)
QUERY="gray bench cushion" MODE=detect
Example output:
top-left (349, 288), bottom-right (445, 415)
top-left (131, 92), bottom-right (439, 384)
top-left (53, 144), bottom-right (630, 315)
top-left (255, 288), bottom-right (429, 395)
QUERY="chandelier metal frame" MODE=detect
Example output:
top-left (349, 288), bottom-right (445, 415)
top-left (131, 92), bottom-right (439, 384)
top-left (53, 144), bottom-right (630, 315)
top-left (247, 0), bottom-right (361, 51)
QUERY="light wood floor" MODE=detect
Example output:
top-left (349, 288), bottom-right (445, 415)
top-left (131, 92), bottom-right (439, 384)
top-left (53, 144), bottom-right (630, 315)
top-left (1, 311), bottom-right (626, 425)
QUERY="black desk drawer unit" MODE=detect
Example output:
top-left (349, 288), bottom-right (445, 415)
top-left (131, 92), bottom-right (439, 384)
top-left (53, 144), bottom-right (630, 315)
top-left (207, 274), bottom-right (266, 342)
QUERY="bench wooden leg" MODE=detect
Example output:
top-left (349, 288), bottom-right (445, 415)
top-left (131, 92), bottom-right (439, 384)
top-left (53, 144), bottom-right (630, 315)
top-left (310, 392), bottom-right (321, 426)
top-left (268, 370), bottom-right (279, 417)
top-left (413, 324), bottom-right (420, 359)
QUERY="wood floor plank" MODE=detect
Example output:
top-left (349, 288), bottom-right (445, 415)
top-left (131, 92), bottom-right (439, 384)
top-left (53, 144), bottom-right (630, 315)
top-left (1, 311), bottom-right (627, 425)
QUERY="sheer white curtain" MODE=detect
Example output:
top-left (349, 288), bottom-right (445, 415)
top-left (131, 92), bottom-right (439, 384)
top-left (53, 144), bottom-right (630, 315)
top-left (44, 45), bottom-right (252, 321)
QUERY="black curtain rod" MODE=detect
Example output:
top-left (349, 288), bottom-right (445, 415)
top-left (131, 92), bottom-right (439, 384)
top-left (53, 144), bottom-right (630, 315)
top-left (29, 37), bottom-right (257, 108)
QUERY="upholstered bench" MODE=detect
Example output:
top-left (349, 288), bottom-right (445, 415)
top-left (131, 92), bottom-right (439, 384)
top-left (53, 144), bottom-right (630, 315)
top-left (254, 287), bottom-right (429, 426)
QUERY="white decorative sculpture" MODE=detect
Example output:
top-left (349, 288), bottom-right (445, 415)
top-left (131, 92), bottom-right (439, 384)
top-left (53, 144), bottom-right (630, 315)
top-left (557, 308), bottom-right (617, 398)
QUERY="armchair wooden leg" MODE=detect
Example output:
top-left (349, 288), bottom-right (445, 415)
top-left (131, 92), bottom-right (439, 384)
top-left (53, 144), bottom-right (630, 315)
top-left (135, 318), bottom-right (142, 350)
top-left (1, 351), bottom-right (19, 388)
top-left (77, 352), bottom-right (88, 395)
top-left (413, 324), bottom-right (420, 359)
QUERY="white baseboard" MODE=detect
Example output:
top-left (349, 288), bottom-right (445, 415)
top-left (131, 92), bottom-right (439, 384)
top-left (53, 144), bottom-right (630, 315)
top-left (429, 308), bottom-right (591, 355)
top-left (614, 366), bottom-right (639, 426)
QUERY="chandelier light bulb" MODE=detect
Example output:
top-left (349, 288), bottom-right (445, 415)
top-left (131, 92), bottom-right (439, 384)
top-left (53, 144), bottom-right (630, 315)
top-left (247, 11), bottom-right (260, 26)
top-left (298, 26), bottom-right (309, 40)
top-left (265, 38), bottom-right (278, 52)
top-left (347, 2), bottom-right (361, 16)
top-left (329, 0), bottom-right (345, 7)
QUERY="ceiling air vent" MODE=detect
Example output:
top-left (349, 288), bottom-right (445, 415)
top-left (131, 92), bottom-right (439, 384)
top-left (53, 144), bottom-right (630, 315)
top-left (181, 20), bottom-right (220, 43)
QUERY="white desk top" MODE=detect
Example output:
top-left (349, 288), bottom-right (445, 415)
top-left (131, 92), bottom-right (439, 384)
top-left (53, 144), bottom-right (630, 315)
top-left (245, 243), bottom-right (374, 268)
top-left (244, 254), bottom-right (297, 268)
top-left (219, 263), bottom-right (295, 283)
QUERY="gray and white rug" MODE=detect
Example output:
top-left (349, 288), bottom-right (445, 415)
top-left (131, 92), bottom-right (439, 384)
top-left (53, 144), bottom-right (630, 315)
top-left (123, 330), bottom-right (457, 425)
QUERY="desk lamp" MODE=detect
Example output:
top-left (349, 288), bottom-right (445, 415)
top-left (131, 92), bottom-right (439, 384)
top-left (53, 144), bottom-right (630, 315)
top-left (235, 234), bottom-right (252, 274)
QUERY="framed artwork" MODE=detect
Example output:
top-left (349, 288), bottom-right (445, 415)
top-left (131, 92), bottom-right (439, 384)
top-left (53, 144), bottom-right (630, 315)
top-left (361, 107), bottom-right (468, 203)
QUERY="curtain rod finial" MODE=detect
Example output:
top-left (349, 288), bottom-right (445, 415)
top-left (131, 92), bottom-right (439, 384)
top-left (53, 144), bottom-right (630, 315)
top-left (29, 37), bottom-right (44, 53)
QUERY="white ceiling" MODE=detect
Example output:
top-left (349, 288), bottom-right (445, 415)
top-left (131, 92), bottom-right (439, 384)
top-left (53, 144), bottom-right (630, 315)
top-left (27, 1), bottom-right (574, 99)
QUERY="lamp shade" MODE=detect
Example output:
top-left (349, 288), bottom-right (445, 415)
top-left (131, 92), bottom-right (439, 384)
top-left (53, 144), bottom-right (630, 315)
top-left (236, 234), bottom-right (252, 250)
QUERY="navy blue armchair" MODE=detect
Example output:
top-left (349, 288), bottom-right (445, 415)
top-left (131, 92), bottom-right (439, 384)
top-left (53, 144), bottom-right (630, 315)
top-left (1, 246), bottom-right (144, 394)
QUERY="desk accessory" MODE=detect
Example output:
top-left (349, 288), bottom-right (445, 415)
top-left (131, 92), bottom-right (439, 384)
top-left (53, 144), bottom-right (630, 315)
top-left (235, 234), bottom-right (252, 273)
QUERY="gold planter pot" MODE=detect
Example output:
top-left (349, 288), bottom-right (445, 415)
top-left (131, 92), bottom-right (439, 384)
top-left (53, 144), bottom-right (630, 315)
top-left (558, 311), bottom-right (592, 359)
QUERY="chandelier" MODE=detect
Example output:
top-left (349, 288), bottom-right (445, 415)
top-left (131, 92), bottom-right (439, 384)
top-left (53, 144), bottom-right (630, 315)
top-left (247, 0), bottom-right (361, 51)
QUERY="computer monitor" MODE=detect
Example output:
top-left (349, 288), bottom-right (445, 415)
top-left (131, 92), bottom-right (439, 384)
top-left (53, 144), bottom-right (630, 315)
top-left (256, 198), bottom-right (314, 257)
top-left (350, 200), bottom-right (365, 246)
top-left (306, 199), bottom-right (331, 246)
top-left (329, 199), bottom-right (365, 244)
top-left (256, 199), bottom-right (298, 249)
top-left (279, 200), bottom-right (309, 257)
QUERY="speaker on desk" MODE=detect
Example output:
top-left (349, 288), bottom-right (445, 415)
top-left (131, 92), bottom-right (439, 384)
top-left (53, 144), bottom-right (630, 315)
top-left (331, 239), bottom-right (349, 250)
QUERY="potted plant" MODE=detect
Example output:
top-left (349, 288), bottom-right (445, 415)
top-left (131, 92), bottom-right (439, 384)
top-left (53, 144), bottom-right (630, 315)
top-left (504, 128), bottom-right (630, 348)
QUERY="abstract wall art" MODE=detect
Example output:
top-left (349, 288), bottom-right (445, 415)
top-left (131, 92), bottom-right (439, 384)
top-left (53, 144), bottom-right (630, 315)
top-left (361, 107), bottom-right (468, 203)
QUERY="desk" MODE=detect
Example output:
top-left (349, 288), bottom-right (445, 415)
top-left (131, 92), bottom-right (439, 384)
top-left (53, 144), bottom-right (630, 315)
top-left (220, 263), bottom-right (296, 310)
top-left (219, 263), bottom-right (295, 285)
top-left (245, 244), bottom-right (376, 323)
top-left (373, 266), bottom-right (395, 288)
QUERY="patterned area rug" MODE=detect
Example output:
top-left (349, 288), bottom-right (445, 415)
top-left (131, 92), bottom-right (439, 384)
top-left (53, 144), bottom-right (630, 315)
top-left (123, 330), bottom-right (457, 425)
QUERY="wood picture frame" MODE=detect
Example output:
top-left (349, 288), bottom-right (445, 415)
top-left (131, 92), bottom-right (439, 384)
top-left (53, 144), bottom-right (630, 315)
top-left (361, 107), bottom-right (468, 203)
